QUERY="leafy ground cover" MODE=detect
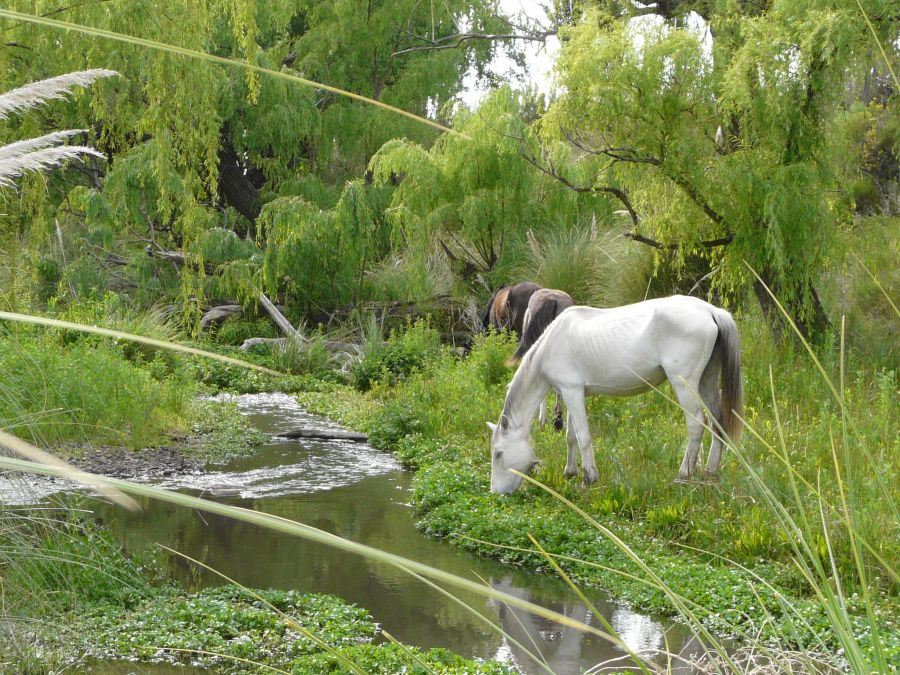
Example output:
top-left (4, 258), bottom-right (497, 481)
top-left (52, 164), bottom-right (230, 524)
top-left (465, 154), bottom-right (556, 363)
top-left (79, 585), bottom-right (506, 673)
top-left (0, 511), bottom-right (508, 674)
top-left (294, 318), bottom-right (900, 668)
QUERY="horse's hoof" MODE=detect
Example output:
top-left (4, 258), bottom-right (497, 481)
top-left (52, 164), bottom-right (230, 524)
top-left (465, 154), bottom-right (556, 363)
top-left (563, 469), bottom-right (578, 479)
top-left (582, 468), bottom-right (599, 485)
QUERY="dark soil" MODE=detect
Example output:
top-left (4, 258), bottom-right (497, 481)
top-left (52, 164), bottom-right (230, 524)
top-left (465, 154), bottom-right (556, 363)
top-left (67, 443), bottom-right (206, 479)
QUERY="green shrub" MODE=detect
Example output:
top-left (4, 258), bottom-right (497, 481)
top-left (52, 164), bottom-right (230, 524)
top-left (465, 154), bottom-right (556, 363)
top-left (351, 319), bottom-right (442, 391)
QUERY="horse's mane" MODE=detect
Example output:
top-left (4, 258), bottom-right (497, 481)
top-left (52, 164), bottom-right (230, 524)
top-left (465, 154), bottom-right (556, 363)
top-left (502, 327), bottom-right (546, 423)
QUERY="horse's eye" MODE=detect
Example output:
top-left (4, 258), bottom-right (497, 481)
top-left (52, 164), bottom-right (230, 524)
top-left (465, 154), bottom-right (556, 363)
top-left (493, 450), bottom-right (503, 461)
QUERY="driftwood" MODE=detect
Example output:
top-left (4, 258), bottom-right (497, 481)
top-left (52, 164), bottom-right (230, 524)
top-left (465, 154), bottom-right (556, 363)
top-left (258, 292), bottom-right (299, 338)
top-left (200, 304), bottom-right (243, 329)
top-left (276, 429), bottom-right (368, 443)
top-left (239, 336), bottom-right (358, 353)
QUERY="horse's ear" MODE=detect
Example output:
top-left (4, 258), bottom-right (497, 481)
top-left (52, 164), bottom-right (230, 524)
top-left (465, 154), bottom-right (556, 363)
top-left (486, 422), bottom-right (497, 433)
top-left (500, 414), bottom-right (510, 431)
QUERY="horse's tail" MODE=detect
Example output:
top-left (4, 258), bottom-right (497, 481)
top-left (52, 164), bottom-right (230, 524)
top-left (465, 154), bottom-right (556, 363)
top-left (711, 309), bottom-right (743, 444)
top-left (507, 299), bottom-right (559, 366)
top-left (481, 287), bottom-right (504, 331)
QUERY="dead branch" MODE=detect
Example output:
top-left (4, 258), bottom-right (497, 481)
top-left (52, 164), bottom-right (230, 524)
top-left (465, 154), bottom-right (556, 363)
top-left (392, 29), bottom-right (556, 57)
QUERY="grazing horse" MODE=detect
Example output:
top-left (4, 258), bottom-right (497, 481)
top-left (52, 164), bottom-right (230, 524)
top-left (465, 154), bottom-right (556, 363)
top-left (507, 288), bottom-right (575, 431)
top-left (487, 295), bottom-right (743, 494)
top-left (481, 282), bottom-right (540, 337)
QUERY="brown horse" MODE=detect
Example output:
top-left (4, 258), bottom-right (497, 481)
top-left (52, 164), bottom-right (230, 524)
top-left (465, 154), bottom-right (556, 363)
top-left (481, 281), bottom-right (540, 336)
top-left (506, 288), bottom-right (574, 431)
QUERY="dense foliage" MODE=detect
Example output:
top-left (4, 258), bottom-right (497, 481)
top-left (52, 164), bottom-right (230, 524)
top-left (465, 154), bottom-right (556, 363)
top-left (0, 0), bottom-right (897, 671)
top-left (1, 0), bottom-right (895, 333)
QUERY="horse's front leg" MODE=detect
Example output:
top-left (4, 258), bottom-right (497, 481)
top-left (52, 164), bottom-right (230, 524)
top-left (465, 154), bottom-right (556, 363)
top-left (560, 387), bottom-right (598, 485)
top-left (564, 413), bottom-right (578, 478)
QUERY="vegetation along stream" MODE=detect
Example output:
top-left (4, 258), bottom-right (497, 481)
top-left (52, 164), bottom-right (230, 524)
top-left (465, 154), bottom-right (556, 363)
top-left (73, 393), bottom-right (698, 674)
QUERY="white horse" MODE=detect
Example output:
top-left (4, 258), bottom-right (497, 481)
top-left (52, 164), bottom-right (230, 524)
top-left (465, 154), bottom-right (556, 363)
top-left (487, 295), bottom-right (742, 494)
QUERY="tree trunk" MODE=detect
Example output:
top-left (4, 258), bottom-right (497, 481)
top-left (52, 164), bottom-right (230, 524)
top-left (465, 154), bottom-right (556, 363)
top-left (217, 137), bottom-right (262, 235)
top-left (753, 268), bottom-right (829, 342)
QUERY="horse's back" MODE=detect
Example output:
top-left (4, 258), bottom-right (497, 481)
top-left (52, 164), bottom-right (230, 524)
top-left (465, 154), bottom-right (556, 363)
top-left (534, 296), bottom-right (723, 394)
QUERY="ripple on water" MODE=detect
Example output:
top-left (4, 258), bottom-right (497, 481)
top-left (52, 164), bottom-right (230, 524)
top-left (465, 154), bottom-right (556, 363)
top-left (1, 392), bottom-right (398, 504)
top-left (161, 392), bottom-right (399, 499)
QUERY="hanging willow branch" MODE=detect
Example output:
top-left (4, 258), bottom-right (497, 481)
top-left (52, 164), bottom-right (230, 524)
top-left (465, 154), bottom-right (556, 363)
top-left (0, 9), bottom-right (466, 139)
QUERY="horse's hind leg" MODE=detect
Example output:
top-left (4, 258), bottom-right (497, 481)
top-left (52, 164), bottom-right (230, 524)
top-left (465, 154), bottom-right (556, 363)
top-left (700, 361), bottom-right (725, 475)
top-left (560, 387), bottom-right (598, 485)
top-left (553, 396), bottom-right (564, 432)
top-left (671, 378), bottom-right (707, 481)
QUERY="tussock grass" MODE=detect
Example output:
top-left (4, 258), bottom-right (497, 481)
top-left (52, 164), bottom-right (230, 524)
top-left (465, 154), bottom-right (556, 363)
top-left (513, 226), bottom-right (624, 307)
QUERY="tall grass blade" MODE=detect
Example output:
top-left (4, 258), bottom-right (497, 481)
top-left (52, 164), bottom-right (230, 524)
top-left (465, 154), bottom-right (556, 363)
top-left (852, 0), bottom-right (899, 89)
top-left (742, 263), bottom-right (898, 523)
top-left (0, 430), bottom-right (137, 510)
top-left (850, 251), bottom-right (899, 319)
top-left (513, 471), bottom-right (738, 673)
top-left (526, 534), bottom-right (655, 675)
top-left (0, 9), bottom-right (463, 139)
top-left (157, 545), bottom-right (368, 675)
top-left (0, 311), bottom-right (282, 376)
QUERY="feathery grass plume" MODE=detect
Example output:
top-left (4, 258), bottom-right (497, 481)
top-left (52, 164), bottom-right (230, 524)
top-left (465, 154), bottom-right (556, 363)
top-left (0, 130), bottom-right (86, 162)
top-left (0, 70), bottom-right (117, 187)
top-left (0, 69), bottom-right (117, 120)
top-left (0, 144), bottom-right (104, 187)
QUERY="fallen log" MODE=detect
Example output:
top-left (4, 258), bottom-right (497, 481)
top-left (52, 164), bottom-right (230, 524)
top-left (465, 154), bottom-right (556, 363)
top-left (239, 336), bottom-right (286, 351)
top-left (200, 304), bottom-right (243, 329)
top-left (239, 336), bottom-right (358, 354)
top-left (276, 429), bottom-right (368, 443)
top-left (258, 292), bottom-right (299, 338)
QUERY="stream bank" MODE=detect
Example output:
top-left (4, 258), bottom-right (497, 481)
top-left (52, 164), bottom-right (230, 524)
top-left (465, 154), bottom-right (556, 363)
top-left (9, 392), bottom-right (702, 673)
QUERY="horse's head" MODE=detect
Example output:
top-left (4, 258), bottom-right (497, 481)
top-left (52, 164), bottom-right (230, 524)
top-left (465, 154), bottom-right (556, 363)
top-left (487, 415), bottom-right (538, 494)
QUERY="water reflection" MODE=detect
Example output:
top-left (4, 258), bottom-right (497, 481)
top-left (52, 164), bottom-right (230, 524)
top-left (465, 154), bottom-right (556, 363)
top-left (490, 577), bottom-right (699, 674)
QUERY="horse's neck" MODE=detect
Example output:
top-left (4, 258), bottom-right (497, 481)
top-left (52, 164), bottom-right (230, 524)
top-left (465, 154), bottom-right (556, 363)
top-left (504, 358), bottom-right (549, 429)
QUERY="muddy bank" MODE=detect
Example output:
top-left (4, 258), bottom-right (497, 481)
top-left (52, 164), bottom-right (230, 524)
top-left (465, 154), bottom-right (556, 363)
top-left (67, 444), bottom-right (205, 478)
top-left (0, 397), bottom-right (268, 505)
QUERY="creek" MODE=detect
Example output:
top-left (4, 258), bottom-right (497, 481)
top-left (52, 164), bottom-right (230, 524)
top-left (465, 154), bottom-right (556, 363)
top-left (44, 393), bottom-right (705, 673)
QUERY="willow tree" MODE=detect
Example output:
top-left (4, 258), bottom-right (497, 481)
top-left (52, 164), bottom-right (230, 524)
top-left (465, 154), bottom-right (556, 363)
top-left (0, 0), bottom-right (513, 320)
top-left (539, 0), bottom-right (898, 337)
top-left (369, 88), bottom-right (615, 288)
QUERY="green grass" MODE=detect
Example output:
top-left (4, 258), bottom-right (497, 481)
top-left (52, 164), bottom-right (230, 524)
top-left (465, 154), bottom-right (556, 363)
top-left (295, 316), bottom-right (900, 669)
top-left (0, 328), bottom-right (195, 449)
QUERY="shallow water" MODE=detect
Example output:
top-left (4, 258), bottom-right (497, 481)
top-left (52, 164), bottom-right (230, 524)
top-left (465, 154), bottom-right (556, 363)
top-left (37, 393), bottom-right (706, 673)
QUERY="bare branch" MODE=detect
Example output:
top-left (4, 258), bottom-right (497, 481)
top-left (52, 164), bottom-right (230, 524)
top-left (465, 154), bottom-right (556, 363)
top-left (392, 29), bottom-right (556, 57)
top-left (563, 131), bottom-right (662, 166)
top-left (623, 231), bottom-right (733, 250)
top-left (522, 152), bottom-right (641, 228)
